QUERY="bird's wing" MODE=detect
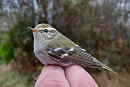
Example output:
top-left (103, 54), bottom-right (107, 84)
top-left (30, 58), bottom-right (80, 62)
top-left (46, 44), bottom-right (102, 68)
top-left (46, 42), bottom-right (118, 74)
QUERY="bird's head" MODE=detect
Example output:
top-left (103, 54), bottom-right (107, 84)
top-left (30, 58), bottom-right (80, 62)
top-left (29, 24), bottom-right (58, 44)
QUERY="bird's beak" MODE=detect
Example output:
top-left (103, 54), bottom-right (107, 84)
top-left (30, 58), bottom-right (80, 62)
top-left (28, 27), bottom-right (38, 32)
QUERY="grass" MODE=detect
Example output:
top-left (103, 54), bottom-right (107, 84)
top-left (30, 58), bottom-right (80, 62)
top-left (0, 62), bottom-right (35, 87)
top-left (92, 71), bottom-right (130, 87)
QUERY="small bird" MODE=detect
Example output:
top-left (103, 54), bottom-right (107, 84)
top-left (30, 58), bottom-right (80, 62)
top-left (29, 23), bottom-right (118, 74)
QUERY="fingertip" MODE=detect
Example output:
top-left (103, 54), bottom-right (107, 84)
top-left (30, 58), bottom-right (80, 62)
top-left (43, 65), bottom-right (65, 73)
top-left (65, 65), bottom-right (98, 87)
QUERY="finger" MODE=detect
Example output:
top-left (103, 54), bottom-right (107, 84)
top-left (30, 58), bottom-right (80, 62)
top-left (34, 65), bottom-right (70, 87)
top-left (65, 65), bottom-right (98, 87)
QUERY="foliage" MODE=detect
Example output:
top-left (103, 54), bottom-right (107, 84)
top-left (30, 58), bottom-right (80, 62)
top-left (0, 35), bottom-right (14, 64)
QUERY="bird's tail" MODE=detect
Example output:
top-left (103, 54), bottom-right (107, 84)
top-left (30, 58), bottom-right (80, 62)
top-left (102, 64), bottom-right (118, 75)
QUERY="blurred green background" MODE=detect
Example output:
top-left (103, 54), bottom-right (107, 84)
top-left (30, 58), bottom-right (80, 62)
top-left (0, 0), bottom-right (129, 87)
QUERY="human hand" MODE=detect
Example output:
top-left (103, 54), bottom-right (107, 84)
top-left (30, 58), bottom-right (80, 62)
top-left (34, 65), bottom-right (98, 87)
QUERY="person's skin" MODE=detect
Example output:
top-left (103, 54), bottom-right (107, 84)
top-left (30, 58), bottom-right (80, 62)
top-left (34, 65), bottom-right (98, 87)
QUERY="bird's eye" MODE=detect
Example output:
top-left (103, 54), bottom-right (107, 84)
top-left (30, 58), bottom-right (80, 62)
top-left (44, 29), bottom-right (48, 33)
